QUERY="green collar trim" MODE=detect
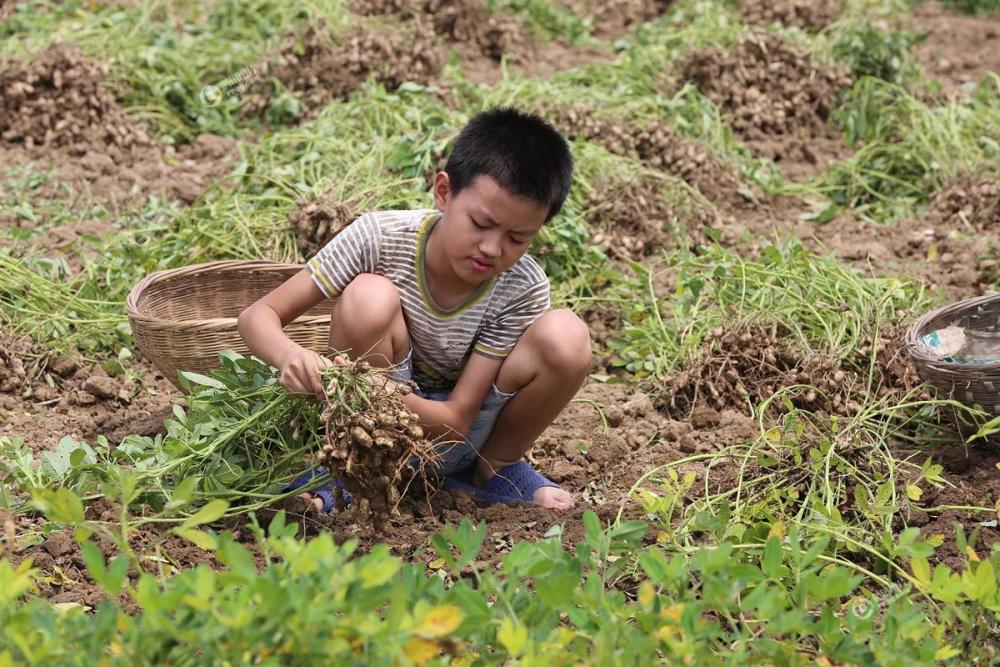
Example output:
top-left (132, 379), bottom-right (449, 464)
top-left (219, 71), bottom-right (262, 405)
top-left (416, 211), bottom-right (496, 318)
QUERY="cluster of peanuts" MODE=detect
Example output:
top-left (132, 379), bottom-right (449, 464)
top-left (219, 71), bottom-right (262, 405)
top-left (681, 32), bottom-right (852, 140)
top-left (0, 42), bottom-right (151, 149)
top-left (350, 0), bottom-right (523, 61)
top-left (541, 102), bottom-right (743, 200)
top-left (317, 361), bottom-right (437, 528)
top-left (661, 324), bottom-right (865, 418)
top-left (287, 193), bottom-right (358, 257)
top-left (243, 25), bottom-right (442, 121)
top-left (739, 0), bottom-right (843, 32)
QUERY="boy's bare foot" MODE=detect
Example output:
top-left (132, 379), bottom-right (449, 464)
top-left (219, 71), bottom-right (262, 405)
top-left (298, 492), bottom-right (326, 513)
top-left (533, 486), bottom-right (574, 510)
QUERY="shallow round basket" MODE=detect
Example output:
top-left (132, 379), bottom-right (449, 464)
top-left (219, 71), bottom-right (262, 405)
top-left (906, 293), bottom-right (1000, 414)
top-left (127, 260), bottom-right (334, 389)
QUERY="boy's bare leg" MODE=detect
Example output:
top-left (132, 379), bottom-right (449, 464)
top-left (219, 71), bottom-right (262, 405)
top-left (328, 273), bottom-right (409, 367)
top-left (473, 309), bottom-right (592, 510)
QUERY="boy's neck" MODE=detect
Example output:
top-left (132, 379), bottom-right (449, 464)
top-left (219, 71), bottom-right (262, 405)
top-left (423, 216), bottom-right (487, 310)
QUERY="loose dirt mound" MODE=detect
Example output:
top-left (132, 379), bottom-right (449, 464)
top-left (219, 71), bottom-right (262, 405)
top-left (926, 176), bottom-right (1000, 230)
top-left (585, 174), bottom-right (717, 259)
top-left (657, 322), bottom-right (922, 420)
top-left (557, 0), bottom-right (674, 38)
top-left (681, 33), bottom-right (852, 179)
top-left (287, 192), bottom-right (360, 257)
top-left (542, 103), bottom-right (748, 208)
top-left (244, 25), bottom-right (442, 122)
top-left (911, 0), bottom-right (1000, 95)
top-left (349, 0), bottom-right (524, 61)
top-left (0, 44), bottom-right (237, 218)
top-left (0, 42), bottom-right (150, 150)
top-left (681, 33), bottom-right (852, 140)
top-left (739, 0), bottom-right (842, 31)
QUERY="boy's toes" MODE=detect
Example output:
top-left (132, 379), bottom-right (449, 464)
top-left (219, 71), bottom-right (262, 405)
top-left (532, 486), bottom-right (575, 510)
top-left (296, 492), bottom-right (325, 514)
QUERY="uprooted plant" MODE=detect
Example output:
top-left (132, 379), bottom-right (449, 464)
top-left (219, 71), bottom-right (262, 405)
top-left (2, 352), bottom-right (438, 534)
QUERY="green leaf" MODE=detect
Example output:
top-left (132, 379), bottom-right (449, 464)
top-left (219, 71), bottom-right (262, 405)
top-left (32, 487), bottom-right (85, 525)
top-left (178, 371), bottom-right (226, 390)
top-left (763, 535), bottom-right (782, 579)
top-left (497, 617), bottom-right (528, 657)
top-left (173, 527), bottom-right (219, 551)
top-left (180, 500), bottom-right (228, 530)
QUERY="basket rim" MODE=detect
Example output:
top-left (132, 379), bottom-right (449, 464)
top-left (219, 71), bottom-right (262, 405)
top-left (126, 259), bottom-right (330, 332)
top-left (905, 292), bottom-right (1000, 372)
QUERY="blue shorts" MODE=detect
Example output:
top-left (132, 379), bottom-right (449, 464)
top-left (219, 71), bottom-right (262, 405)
top-left (391, 348), bottom-right (516, 476)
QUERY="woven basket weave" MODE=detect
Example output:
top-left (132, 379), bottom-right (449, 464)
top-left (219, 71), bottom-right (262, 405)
top-left (127, 260), bottom-right (334, 389)
top-left (906, 294), bottom-right (1000, 414)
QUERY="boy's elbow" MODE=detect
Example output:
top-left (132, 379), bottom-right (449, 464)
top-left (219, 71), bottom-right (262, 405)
top-left (236, 304), bottom-right (257, 341)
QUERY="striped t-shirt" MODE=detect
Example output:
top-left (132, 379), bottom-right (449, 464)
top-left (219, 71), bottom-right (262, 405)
top-left (307, 209), bottom-right (551, 392)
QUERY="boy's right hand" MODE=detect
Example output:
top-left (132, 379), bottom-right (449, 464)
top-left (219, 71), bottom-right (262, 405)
top-left (276, 343), bottom-right (346, 399)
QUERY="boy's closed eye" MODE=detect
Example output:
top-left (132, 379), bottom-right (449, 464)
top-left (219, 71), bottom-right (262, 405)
top-left (471, 218), bottom-right (530, 245)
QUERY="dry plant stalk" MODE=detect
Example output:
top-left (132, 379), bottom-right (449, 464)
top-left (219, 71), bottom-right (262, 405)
top-left (317, 360), bottom-right (439, 529)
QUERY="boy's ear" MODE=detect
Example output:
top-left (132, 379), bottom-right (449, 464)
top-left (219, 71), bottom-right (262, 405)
top-left (432, 171), bottom-right (450, 212)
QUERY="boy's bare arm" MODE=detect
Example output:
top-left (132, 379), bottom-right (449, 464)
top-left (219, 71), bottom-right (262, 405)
top-left (238, 268), bottom-right (334, 396)
top-left (393, 352), bottom-right (503, 441)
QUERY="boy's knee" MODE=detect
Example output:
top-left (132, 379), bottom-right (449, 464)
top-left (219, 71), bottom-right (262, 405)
top-left (337, 273), bottom-right (400, 331)
top-left (532, 309), bottom-right (592, 374)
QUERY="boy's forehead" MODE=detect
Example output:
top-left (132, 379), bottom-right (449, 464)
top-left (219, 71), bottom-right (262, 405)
top-left (465, 175), bottom-right (547, 230)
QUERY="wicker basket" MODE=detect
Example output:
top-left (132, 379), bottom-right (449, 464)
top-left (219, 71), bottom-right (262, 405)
top-left (906, 293), bottom-right (1000, 414)
top-left (127, 260), bottom-right (334, 389)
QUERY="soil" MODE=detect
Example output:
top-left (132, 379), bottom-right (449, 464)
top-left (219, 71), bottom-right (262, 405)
top-left (242, 23), bottom-right (442, 123)
top-left (898, 439), bottom-right (1000, 569)
top-left (804, 176), bottom-right (1000, 298)
top-left (0, 43), bottom-right (237, 224)
top-left (0, 337), bottom-right (179, 454)
top-left (5, 378), bottom-right (760, 605)
top-left (680, 32), bottom-right (853, 180)
top-left (910, 0), bottom-right (1000, 96)
top-left (739, 0), bottom-right (843, 32)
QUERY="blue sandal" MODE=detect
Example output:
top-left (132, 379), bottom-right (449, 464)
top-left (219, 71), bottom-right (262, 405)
top-left (442, 460), bottom-right (560, 505)
top-left (283, 467), bottom-right (350, 513)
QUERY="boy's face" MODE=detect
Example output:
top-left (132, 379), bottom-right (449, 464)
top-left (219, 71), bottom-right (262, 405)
top-left (431, 172), bottom-right (548, 287)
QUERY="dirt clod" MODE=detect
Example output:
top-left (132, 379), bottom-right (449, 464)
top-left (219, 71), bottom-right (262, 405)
top-left (42, 531), bottom-right (74, 558)
top-left (83, 375), bottom-right (119, 400)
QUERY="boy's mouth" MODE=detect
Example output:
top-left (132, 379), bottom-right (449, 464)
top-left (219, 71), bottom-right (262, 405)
top-left (470, 257), bottom-right (494, 272)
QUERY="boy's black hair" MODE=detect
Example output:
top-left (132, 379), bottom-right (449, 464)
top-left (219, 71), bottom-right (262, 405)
top-left (444, 107), bottom-right (573, 222)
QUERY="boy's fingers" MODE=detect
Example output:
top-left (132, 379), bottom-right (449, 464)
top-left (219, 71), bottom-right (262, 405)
top-left (333, 355), bottom-right (348, 367)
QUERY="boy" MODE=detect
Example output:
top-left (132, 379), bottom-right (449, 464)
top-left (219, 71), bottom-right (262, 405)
top-left (238, 108), bottom-right (591, 512)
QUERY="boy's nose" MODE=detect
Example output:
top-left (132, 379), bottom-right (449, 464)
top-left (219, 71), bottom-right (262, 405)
top-left (479, 236), bottom-right (501, 257)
